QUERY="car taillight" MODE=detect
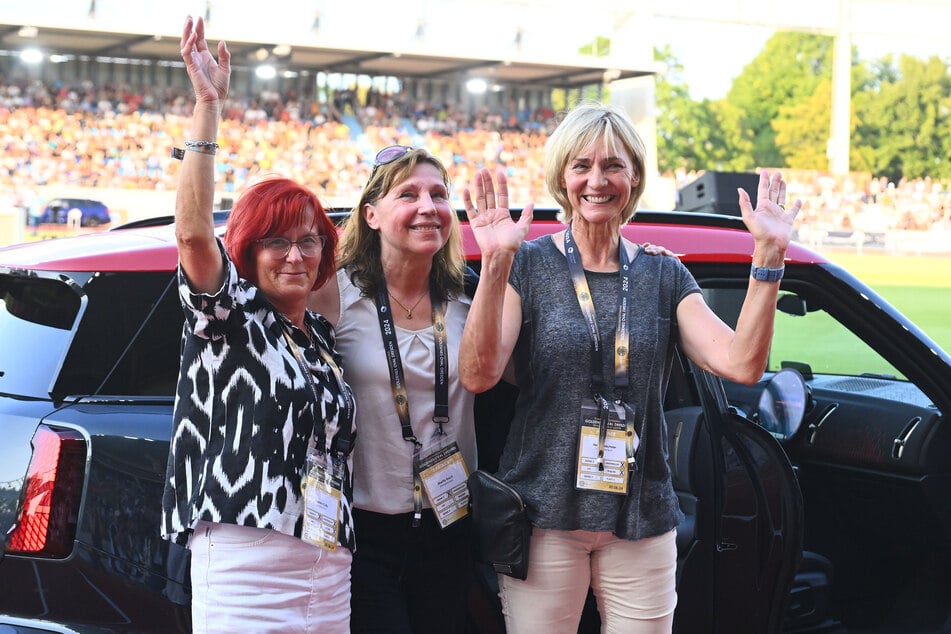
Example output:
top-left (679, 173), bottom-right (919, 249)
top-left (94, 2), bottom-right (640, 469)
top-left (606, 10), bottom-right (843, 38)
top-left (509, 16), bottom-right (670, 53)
top-left (6, 425), bottom-right (86, 557)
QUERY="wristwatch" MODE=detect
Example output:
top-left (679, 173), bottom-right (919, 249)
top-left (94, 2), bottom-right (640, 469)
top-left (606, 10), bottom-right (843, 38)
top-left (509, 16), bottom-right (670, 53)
top-left (750, 264), bottom-right (784, 282)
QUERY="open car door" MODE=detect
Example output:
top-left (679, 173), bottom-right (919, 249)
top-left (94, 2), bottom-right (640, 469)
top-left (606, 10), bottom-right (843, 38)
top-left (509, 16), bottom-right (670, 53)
top-left (669, 354), bottom-right (804, 633)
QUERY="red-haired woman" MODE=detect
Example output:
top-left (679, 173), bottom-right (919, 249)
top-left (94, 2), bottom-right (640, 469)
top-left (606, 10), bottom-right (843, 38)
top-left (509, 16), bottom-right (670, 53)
top-left (160, 16), bottom-right (356, 633)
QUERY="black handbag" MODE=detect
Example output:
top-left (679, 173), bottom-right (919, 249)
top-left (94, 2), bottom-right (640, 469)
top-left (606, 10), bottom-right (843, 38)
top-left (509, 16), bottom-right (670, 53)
top-left (467, 469), bottom-right (532, 580)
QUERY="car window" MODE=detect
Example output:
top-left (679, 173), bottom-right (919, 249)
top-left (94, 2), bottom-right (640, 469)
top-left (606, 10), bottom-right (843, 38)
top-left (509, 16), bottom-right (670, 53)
top-left (0, 275), bottom-right (81, 397)
top-left (96, 273), bottom-right (183, 397)
top-left (700, 287), bottom-right (906, 380)
top-left (58, 271), bottom-right (183, 398)
top-left (0, 271), bottom-right (183, 399)
top-left (769, 298), bottom-right (905, 379)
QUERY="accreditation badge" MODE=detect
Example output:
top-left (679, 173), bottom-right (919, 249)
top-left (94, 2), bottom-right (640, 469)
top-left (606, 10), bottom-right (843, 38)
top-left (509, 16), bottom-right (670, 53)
top-left (419, 441), bottom-right (470, 529)
top-left (301, 456), bottom-right (342, 552)
top-left (575, 398), bottom-right (634, 495)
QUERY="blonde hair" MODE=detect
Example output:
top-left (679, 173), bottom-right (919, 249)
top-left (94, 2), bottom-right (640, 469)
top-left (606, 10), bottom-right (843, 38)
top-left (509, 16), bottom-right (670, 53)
top-left (337, 148), bottom-right (465, 299)
top-left (544, 102), bottom-right (647, 225)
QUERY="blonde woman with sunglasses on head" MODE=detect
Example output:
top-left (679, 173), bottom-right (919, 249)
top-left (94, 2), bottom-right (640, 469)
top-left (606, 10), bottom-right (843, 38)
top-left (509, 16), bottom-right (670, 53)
top-left (309, 145), bottom-right (477, 633)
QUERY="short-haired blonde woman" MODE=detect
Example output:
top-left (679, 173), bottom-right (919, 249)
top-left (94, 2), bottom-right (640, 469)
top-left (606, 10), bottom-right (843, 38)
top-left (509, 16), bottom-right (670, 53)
top-left (459, 101), bottom-right (801, 633)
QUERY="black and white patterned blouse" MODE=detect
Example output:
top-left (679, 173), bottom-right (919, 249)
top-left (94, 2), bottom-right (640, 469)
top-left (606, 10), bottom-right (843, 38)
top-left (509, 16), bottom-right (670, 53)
top-left (161, 245), bottom-right (357, 551)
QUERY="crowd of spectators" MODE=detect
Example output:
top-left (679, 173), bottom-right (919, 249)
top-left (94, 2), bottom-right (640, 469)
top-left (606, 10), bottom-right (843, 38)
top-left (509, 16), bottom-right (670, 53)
top-left (670, 167), bottom-right (951, 242)
top-left (0, 77), bottom-right (557, 210)
top-left (3, 77), bottom-right (950, 240)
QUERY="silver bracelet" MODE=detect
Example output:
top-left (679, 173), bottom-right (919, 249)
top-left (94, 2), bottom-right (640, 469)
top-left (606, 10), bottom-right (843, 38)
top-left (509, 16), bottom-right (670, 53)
top-left (170, 140), bottom-right (219, 160)
top-left (184, 139), bottom-right (219, 155)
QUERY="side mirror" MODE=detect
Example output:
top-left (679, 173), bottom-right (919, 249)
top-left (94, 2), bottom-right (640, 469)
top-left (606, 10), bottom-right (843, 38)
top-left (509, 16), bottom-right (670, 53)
top-left (757, 368), bottom-right (808, 441)
top-left (777, 293), bottom-right (807, 316)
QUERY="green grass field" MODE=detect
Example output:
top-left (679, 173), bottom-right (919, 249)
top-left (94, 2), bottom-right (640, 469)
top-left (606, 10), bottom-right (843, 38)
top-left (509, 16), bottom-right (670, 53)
top-left (817, 249), bottom-right (951, 355)
top-left (766, 249), bottom-right (950, 377)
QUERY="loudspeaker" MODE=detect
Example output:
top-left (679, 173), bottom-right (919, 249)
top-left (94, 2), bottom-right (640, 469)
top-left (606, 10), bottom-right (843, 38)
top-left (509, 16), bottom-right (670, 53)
top-left (677, 171), bottom-right (759, 216)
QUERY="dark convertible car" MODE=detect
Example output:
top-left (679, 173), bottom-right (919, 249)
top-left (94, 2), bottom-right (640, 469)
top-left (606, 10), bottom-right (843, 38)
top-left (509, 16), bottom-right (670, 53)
top-left (1, 209), bottom-right (949, 633)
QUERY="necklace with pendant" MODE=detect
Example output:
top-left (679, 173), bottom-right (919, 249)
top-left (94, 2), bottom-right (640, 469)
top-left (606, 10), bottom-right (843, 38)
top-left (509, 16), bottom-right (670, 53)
top-left (389, 289), bottom-right (428, 319)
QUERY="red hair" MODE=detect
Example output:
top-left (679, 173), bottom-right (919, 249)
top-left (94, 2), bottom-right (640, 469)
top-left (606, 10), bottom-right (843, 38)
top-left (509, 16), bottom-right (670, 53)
top-left (223, 177), bottom-right (337, 291)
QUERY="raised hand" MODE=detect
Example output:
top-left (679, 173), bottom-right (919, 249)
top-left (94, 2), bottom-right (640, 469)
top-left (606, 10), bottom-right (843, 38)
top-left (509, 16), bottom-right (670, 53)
top-left (737, 170), bottom-right (802, 254)
top-left (180, 15), bottom-right (230, 105)
top-left (641, 242), bottom-right (683, 258)
top-left (462, 167), bottom-right (534, 256)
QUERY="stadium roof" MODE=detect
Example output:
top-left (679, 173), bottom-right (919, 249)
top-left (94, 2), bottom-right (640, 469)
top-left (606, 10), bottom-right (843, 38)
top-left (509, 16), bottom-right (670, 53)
top-left (0, 23), bottom-right (659, 90)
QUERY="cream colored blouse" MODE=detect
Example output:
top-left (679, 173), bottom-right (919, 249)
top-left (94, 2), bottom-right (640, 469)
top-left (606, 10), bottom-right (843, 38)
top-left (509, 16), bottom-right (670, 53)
top-left (332, 268), bottom-right (477, 514)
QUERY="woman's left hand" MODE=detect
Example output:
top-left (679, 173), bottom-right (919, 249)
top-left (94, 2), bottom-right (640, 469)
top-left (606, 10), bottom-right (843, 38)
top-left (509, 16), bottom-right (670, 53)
top-left (180, 15), bottom-right (230, 106)
top-left (737, 170), bottom-right (802, 258)
top-left (642, 242), bottom-right (682, 258)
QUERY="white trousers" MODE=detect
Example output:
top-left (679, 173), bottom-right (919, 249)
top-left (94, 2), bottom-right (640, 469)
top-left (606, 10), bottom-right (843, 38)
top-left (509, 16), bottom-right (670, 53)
top-left (499, 527), bottom-right (677, 634)
top-left (188, 520), bottom-right (352, 634)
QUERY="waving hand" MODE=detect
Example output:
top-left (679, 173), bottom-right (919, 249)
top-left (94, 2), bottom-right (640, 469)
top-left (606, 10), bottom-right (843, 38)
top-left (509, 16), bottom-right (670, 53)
top-left (180, 15), bottom-right (230, 105)
top-left (462, 168), bottom-right (534, 257)
top-left (737, 170), bottom-right (802, 257)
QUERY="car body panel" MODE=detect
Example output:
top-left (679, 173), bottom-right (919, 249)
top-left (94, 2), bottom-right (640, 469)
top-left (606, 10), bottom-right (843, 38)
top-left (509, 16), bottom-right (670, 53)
top-left (3, 210), bottom-right (826, 273)
top-left (0, 226), bottom-right (177, 272)
top-left (464, 210), bottom-right (828, 267)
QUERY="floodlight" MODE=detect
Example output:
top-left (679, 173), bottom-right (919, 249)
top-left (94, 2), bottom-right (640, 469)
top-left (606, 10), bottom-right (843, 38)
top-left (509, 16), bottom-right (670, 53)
top-left (20, 49), bottom-right (43, 64)
top-left (466, 79), bottom-right (487, 94)
top-left (256, 65), bottom-right (277, 80)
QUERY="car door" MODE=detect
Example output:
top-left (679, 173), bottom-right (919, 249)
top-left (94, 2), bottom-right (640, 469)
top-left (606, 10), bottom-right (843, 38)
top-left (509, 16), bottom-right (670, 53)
top-left (667, 350), bottom-right (804, 634)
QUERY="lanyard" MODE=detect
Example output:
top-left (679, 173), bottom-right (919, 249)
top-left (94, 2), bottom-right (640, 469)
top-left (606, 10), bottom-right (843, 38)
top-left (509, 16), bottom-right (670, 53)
top-left (563, 225), bottom-right (638, 473)
top-left (282, 321), bottom-right (355, 461)
top-left (374, 285), bottom-right (450, 527)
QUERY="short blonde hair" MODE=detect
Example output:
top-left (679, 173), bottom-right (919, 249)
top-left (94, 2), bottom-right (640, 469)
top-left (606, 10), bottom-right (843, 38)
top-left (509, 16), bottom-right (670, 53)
top-left (544, 102), bottom-right (647, 225)
top-left (337, 148), bottom-right (464, 299)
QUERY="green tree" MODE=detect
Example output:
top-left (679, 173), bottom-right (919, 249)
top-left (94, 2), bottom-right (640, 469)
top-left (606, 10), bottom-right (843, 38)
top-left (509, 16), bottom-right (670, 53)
top-left (654, 46), bottom-right (705, 173)
top-left (654, 46), bottom-right (753, 173)
top-left (727, 32), bottom-right (835, 167)
top-left (705, 100), bottom-right (756, 171)
top-left (852, 55), bottom-right (951, 180)
top-left (771, 38), bottom-right (876, 171)
top-left (773, 79), bottom-right (833, 169)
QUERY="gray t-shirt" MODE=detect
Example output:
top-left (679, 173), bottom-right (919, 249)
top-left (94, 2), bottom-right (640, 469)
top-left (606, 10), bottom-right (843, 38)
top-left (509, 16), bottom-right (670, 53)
top-left (499, 234), bottom-right (701, 540)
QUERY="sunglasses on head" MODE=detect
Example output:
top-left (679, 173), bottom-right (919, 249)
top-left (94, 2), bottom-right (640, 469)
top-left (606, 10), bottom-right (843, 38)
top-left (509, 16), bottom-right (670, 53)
top-left (369, 145), bottom-right (417, 178)
top-left (374, 145), bottom-right (414, 166)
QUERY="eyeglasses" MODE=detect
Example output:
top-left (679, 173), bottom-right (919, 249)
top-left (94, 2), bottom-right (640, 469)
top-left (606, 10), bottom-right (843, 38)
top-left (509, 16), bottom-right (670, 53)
top-left (255, 235), bottom-right (326, 258)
